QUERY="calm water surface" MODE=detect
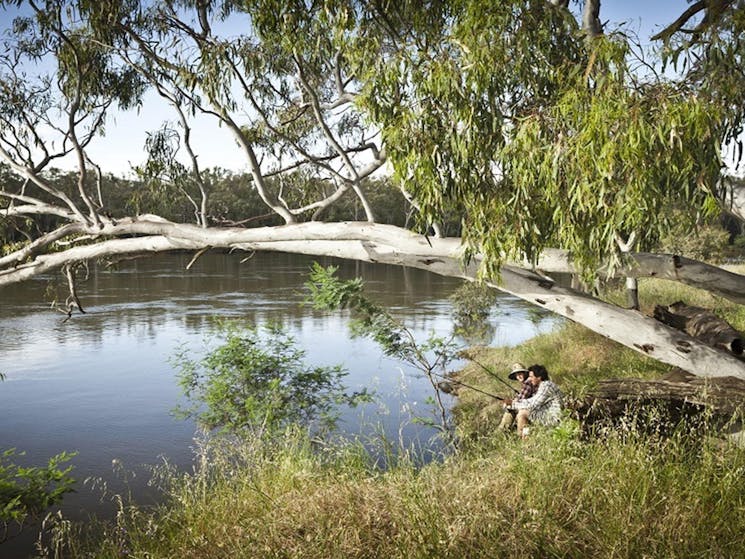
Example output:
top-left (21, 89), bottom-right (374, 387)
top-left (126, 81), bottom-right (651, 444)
top-left (0, 252), bottom-right (559, 557)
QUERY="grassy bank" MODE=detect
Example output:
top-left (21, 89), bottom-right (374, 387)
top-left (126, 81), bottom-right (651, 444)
top-left (44, 273), bottom-right (745, 559)
top-left (455, 268), bottom-right (745, 436)
top-left (46, 425), bottom-right (745, 558)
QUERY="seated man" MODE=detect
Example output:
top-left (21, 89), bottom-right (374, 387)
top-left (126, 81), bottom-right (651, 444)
top-left (498, 362), bottom-right (535, 430)
top-left (507, 364), bottom-right (563, 438)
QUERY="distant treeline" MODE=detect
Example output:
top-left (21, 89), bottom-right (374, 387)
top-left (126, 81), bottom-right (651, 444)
top-left (0, 164), bottom-right (464, 247)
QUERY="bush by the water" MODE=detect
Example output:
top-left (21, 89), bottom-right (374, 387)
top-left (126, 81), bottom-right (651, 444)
top-left (172, 320), bottom-right (371, 437)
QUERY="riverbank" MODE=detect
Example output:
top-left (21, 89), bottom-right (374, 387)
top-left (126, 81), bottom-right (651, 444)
top-left (50, 422), bottom-right (745, 558)
top-left (37, 273), bottom-right (745, 558)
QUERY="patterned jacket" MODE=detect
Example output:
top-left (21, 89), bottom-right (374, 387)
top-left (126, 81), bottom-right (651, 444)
top-left (513, 380), bottom-right (563, 426)
top-left (516, 378), bottom-right (536, 402)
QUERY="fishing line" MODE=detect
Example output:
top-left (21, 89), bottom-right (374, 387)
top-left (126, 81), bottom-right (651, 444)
top-left (469, 359), bottom-right (520, 394)
top-left (431, 370), bottom-right (506, 401)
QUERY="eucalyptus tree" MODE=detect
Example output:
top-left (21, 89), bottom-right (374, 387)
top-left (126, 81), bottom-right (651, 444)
top-left (112, 0), bottom-right (386, 224)
top-left (2, 0), bottom-right (745, 379)
top-left (653, 0), bottom-right (745, 220)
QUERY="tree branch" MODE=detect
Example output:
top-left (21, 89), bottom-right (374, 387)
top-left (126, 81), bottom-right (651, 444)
top-left (651, 1), bottom-right (708, 41)
top-left (2, 221), bottom-right (744, 379)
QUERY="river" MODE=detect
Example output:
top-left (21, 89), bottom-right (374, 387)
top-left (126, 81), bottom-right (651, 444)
top-left (0, 252), bottom-right (560, 557)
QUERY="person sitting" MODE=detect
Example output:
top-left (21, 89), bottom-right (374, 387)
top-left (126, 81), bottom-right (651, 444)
top-left (498, 362), bottom-right (535, 431)
top-left (506, 364), bottom-right (563, 438)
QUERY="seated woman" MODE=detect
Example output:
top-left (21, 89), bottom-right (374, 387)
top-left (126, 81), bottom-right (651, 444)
top-left (507, 364), bottom-right (563, 438)
top-left (499, 362), bottom-right (535, 431)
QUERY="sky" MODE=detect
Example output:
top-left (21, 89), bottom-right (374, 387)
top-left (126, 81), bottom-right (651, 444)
top-left (599, 0), bottom-right (692, 41)
top-left (0, 1), bottom-right (718, 177)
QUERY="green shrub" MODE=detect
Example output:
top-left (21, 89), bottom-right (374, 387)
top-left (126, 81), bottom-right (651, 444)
top-left (657, 222), bottom-right (730, 262)
top-left (173, 321), bottom-right (370, 437)
top-left (0, 449), bottom-right (76, 542)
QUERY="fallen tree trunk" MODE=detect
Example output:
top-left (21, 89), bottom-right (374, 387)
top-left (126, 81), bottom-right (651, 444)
top-left (589, 369), bottom-right (745, 417)
top-left (654, 302), bottom-right (745, 357)
top-left (570, 369), bottom-right (745, 438)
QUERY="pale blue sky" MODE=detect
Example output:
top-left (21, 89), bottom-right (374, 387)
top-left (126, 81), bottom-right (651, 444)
top-left (0, 2), bottom-right (710, 176)
top-left (600, 0), bottom-right (691, 41)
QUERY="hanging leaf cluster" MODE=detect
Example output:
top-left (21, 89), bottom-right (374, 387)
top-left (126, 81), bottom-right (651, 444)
top-left (358, 0), bottom-right (728, 279)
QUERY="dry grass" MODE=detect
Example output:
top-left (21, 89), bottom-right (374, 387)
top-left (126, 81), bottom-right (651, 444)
top-left (51, 425), bottom-right (745, 559)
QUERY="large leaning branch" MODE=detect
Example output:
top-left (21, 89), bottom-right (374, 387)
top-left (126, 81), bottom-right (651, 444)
top-left (2, 221), bottom-right (745, 380)
top-left (531, 249), bottom-right (745, 306)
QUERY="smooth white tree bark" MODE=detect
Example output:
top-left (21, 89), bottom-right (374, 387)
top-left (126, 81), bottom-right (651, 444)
top-left (3, 220), bottom-right (744, 380)
top-left (531, 250), bottom-right (745, 307)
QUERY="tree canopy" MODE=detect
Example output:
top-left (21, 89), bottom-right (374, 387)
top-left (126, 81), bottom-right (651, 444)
top-left (2, 0), bottom-right (745, 377)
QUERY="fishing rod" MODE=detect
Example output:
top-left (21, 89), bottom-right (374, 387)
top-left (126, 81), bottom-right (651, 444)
top-left (431, 371), bottom-right (505, 401)
top-left (470, 359), bottom-right (520, 394)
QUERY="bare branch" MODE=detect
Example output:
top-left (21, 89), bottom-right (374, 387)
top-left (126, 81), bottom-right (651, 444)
top-left (85, 155), bottom-right (104, 209)
top-left (0, 223), bottom-right (85, 269)
top-left (292, 53), bottom-right (376, 222)
top-left (290, 180), bottom-right (350, 217)
top-left (1, 202), bottom-right (77, 220)
top-left (651, 1), bottom-right (708, 41)
top-left (0, 144), bottom-right (89, 223)
top-left (57, 262), bottom-right (86, 322)
top-left (173, 95), bottom-right (209, 228)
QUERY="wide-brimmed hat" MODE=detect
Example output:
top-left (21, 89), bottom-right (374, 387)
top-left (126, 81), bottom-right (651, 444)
top-left (508, 362), bottom-right (529, 381)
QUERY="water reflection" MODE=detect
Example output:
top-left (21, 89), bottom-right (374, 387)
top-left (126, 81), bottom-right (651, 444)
top-left (0, 251), bottom-right (561, 557)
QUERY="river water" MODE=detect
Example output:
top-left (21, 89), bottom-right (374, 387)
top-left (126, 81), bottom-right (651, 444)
top-left (0, 252), bottom-right (559, 557)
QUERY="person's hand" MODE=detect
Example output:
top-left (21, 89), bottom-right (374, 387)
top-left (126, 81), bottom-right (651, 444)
top-left (503, 399), bottom-right (512, 407)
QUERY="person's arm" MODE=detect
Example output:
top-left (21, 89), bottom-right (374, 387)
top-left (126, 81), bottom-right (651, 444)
top-left (506, 380), bottom-right (536, 408)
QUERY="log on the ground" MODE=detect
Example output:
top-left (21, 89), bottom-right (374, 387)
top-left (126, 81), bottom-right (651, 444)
top-left (572, 369), bottom-right (745, 429)
top-left (653, 301), bottom-right (744, 357)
